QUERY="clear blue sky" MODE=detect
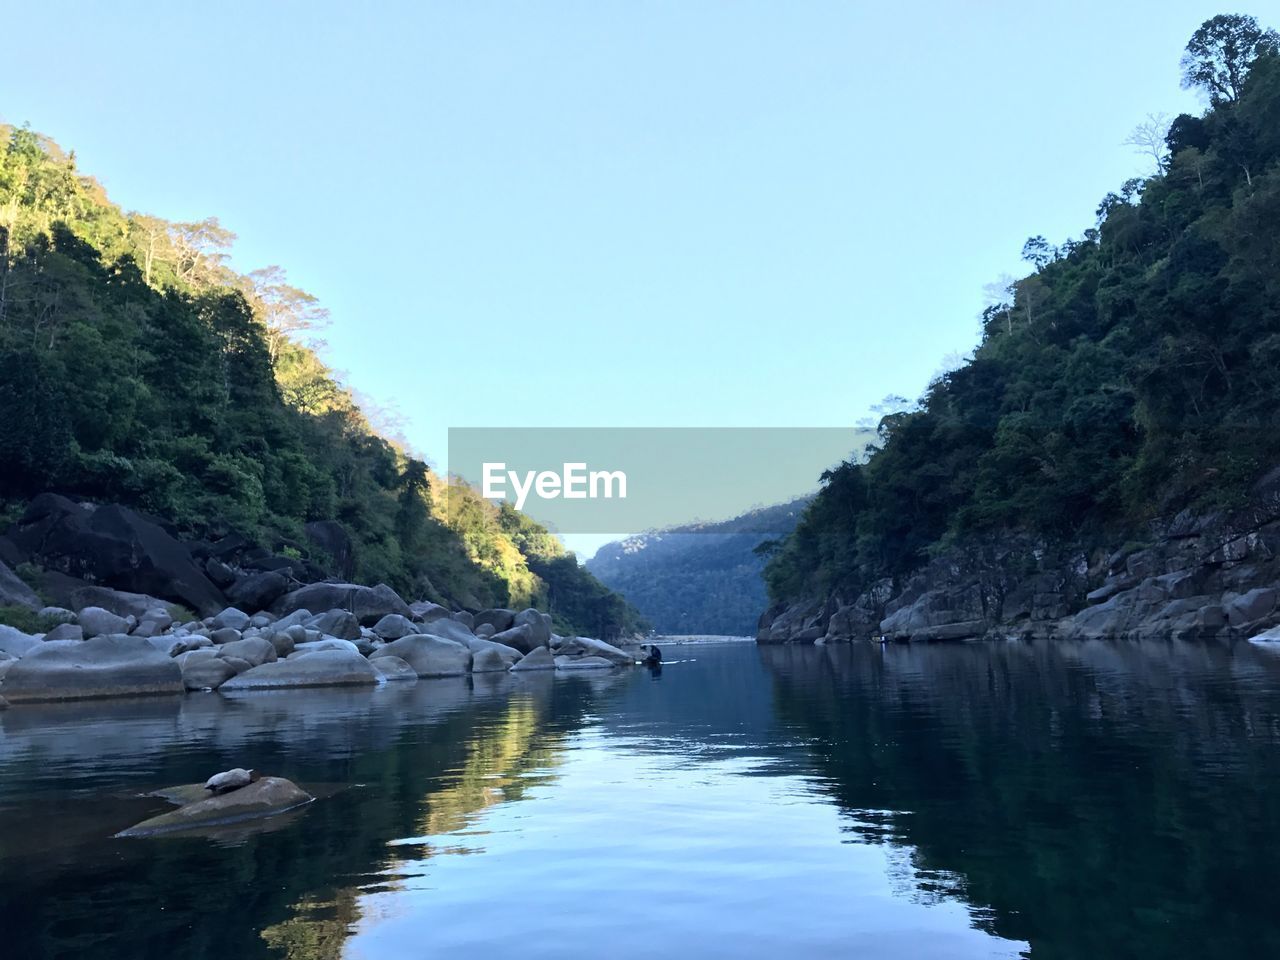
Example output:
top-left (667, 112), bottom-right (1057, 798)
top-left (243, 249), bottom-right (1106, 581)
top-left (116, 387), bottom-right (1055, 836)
top-left (3, 2), bottom-right (1217, 555)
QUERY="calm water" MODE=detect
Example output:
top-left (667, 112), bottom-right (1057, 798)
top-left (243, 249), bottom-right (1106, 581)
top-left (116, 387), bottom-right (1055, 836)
top-left (2, 639), bottom-right (1280, 959)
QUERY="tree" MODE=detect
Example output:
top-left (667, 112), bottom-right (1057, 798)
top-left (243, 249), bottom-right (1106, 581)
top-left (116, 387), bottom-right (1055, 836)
top-left (1180, 14), bottom-right (1279, 104)
top-left (1124, 113), bottom-right (1171, 173)
top-left (246, 265), bottom-right (331, 364)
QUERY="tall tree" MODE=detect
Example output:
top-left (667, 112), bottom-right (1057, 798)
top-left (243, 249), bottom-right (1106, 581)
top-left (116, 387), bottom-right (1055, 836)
top-left (1180, 13), bottom-right (1279, 104)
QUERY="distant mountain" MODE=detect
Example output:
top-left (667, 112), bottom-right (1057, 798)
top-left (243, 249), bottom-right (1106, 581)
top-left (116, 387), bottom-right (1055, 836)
top-left (586, 498), bottom-right (810, 636)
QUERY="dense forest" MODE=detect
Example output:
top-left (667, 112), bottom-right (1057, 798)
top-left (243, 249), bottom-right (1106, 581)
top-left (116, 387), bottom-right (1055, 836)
top-left (588, 499), bottom-right (808, 635)
top-left (765, 15), bottom-right (1280, 606)
top-left (0, 122), bottom-right (642, 636)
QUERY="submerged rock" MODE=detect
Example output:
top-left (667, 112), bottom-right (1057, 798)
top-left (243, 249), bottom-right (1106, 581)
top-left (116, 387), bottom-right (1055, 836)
top-left (554, 655), bottom-right (616, 670)
top-left (116, 776), bottom-right (313, 837)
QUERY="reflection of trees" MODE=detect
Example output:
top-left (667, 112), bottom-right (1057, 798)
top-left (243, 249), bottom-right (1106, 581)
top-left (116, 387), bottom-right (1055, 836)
top-left (758, 642), bottom-right (1280, 960)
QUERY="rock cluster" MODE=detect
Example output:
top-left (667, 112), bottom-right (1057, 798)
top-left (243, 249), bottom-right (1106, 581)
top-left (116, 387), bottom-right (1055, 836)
top-left (0, 579), bottom-right (638, 703)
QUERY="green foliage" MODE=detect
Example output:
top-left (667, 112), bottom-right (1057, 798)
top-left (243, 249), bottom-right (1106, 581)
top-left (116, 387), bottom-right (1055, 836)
top-left (0, 121), bottom-right (634, 635)
top-left (767, 33), bottom-right (1280, 604)
top-left (0, 605), bottom-right (59, 633)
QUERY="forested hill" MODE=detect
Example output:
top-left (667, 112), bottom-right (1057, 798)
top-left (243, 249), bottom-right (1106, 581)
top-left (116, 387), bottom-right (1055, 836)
top-left (588, 498), bottom-right (808, 636)
top-left (0, 123), bottom-right (642, 637)
top-left (765, 16), bottom-right (1280, 609)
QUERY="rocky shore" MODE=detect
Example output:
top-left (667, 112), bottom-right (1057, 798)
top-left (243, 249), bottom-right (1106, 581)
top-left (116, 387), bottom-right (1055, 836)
top-left (0, 495), bottom-right (645, 705)
top-left (759, 492), bottom-right (1280, 646)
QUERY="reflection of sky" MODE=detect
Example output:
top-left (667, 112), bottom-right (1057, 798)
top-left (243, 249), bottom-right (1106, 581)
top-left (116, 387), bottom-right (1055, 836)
top-left (347, 728), bottom-right (1027, 960)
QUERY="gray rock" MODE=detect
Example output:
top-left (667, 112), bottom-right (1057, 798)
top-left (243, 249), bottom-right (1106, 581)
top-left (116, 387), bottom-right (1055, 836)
top-left (371, 655), bottom-right (418, 682)
top-left (204, 557), bottom-right (237, 588)
top-left (419, 617), bottom-right (477, 646)
top-left (308, 609), bottom-right (361, 641)
top-left (216, 637), bottom-right (277, 668)
top-left (43, 622), bottom-right (84, 642)
top-left (210, 627), bottom-right (243, 645)
top-left (489, 623), bottom-right (538, 654)
top-left (467, 637), bottom-right (523, 665)
top-left (0, 558), bottom-right (41, 609)
top-left (409, 600), bottom-right (451, 623)
top-left (558, 635), bottom-right (634, 665)
top-left (220, 649), bottom-right (379, 690)
top-left (474, 608), bottom-right (516, 632)
top-left (249, 612), bottom-right (277, 629)
top-left (290, 638), bottom-right (361, 657)
top-left (38, 606), bottom-right (77, 624)
top-left (226, 572), bottom-right (291, 612)
top-left (116, 776), bottom-right (313, 836)
top-left (0, 634), bottom-right (183, 702)
top-left (1226, 588), bottom-right (1277, 627)
top-left (0, 625), bottom-right (40, 659)
top-left (273, 608), bottom-right (313, 631)
top-left (371, 613), bottom-right (418, 640)
top-left (471, 647), bottom-right (510, 672)
top-left (140, 608), bottom-right (175, 632)
top-left (272, 582), bottom-right (411, 626)
top-left (370, 635), bottom-right (471, 677)
top-left (511, 646), bottom-right (555, 671)
top-left (514, 608), bottom-right (553, 648)
top-left (474, 623), bottom-right (496, 639)
top-left (211, 607), bottom-right (251, 631)
top-left (554, 655), bottom-right (616, 670)
top-left (147, 635), bottom-right (187, 656)
top-left (221, 656), bottom-right (252, 675)
top-left (77, 606), bottom-right (130, 638)
top-left (451, 610), bottom-right (475, 629)
top-left (182, 657), bottom-right (238, 691)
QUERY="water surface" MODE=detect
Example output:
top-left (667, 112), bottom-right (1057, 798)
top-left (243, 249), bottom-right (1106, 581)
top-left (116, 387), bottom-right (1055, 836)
top-left (2, 639), bottom-right (1278, 959)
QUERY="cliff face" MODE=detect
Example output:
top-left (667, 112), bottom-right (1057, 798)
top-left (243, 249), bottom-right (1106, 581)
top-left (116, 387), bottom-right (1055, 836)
top-left (760, 474), bottom-right (1280, 644)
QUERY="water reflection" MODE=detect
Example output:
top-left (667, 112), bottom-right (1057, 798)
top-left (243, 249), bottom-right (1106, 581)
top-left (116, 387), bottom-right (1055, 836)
top-left (2, 641), bottom-right (1276, 958)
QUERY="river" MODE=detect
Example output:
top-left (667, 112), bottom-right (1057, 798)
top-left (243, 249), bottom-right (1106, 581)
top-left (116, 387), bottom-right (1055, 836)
top-left (2, 639), bottom-right (1278, 959)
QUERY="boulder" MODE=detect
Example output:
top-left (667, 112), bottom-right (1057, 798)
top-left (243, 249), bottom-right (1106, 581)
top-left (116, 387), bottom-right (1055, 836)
top-left (371, 614), bottom-right (419, 640)
top-left (409, 600), bottom-right (451, 623)
top-left (1226, 588), bottom-right (1277, 628)
top-left (558, 635), bottom-right (634, 665)
top-left (272, 582), bottom-right (411, 626)
top-left (290, 638), bottom-right (361, 657)
top-left (474, 623), bottom-right (496, 639)
top-left (0, 559), bottom-right (40, 610)
top-left (554, 655), bottom-right (616, 670)
top-left (43, 623), bottom-right (83, 642)
top-left (0, 634), bottom-right (183, 702)
top-left (419, 617), bottom-right (477, 646)
top-left (226, 571), bottom-right (291, 613)
top-left (471, 647), bottom-right (511, 673)
top-left (115, 777), bottom-right (313, 836)
top-left (182, 657), bottom-right (238, 691)
top-left (273, 609), bottom-right (313, 631)
top-left (38, 577), bottom-right (173, 622)
top-left (77, 606), bottom-right (130, 638)
top-left (39, 606), bottom-right (77, 623)
top-left (307, 609), bottom-right (361, 641)
top-left (489, 623), bottom-right (539, 654)
top-left (204, 557), bottom-right (237, 588)
top-left (221, 656), bottom-right (252, 675)
top-left (0, 625), bottom-right (40, 659)
top-left (467, 637), bottom-right (523, 665)
top-left (511, 646), bottom-right (555, 671)
top-left (216, 637), bottom-right (277, 668)
top-left (210, 627), bottom-right (242, 645)
top-left (9, 495), bottom-right (225, 615)
top-left (211, 608), bottom-right (251, 631)
top-left (370, 635), bottom-right (471, 677)
top-left (371, 655), bottom-right (418, 682)
top-left (474, 608), bottom-right (516, 633)
top-left (263, 630), bottom-right (296, 658)
top-left (513, 608), bottom-right (553, 648)
top-left (220, 649), bottom-right (379, 690)
top-left (451, 610), bottom-right (475, 630)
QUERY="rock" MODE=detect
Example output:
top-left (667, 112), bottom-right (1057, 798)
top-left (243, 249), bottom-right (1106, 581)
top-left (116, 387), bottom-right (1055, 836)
top-left (419, 617), bottom-right (477, 646)
top-left (183, 657), bottom-right (238, 691)
top-left (219, 649), bottom-right (379, 690)
top-left (451, 610), bottom-right (475, 630)
top-left (554, 655), bottom-right (616, 670)
top-left (147, 635), bottom-right (187, 656)
top-left (272, 582), bottom-right (411, 626)
top-left (9, 495), bottom-right (226, 615)
top-left (139, 608), bottom-right (174, 633)
top-left (471, 647), bottom-right (511, 672)
top-left (409, 600), bottom-right (451, 623)
top-left (0, 558), bottom-right (40, 609)
top-left (290, 638), bottom-right (362, 657)
top-left (0, 634), bottom-right (183, 702)
top-left (489, 623), bottom-right (538, 654)
top-left (371, 614), bottom-right (419, 640)
top-left (264, 630), bottom-right (296, 658)
top-left (371, 655), bottom-right (417, 682)
top-left (558, 635), bottom-right (635, 665)
top-left (474, 623), bottom-right (496, 639)
top-left (467, 637), bottom-right (523, 664)
top-left (77, 606), bottom-right (130, 638)
top-left (0, 695), bottom-right (7, 710)
top-left (216, 637), bottom-right (277, 668)
top-left (513, 608), bottom-right (553, 648)
top-left (511, 646), bottom-right (555, 671)
top-left (474, 608), bottom-right (516, 633)
top-left (226, 571), bottom-right (291, 612)
top-left (43, 622), bottom-right (83, 642)
top-left (210, 627), bottom-right (243, 645)
top-left (204, 557), bottom-right (237, 588)
top-left (115, 777), bottom-right (313, 837)
top-left (304, 520), bottom-right (354, 579)
top-left (221, 656), bottom-right (252, 675)
top-left (308, 609), bottom-right (361, 641)
top-left (211, 607), bottom-right (251, 631)
top-left (0, 625), bottom-right (40, 658)
top-left (370, 635), bottom-right (471, 677)
top-left (249, 612), bottom-right (276, 628)
top-left (1249, 624), bottom-right (1280, 643)
top-left (38, 577), bottom-right (173, 622)
top-left (205, 768), bottom-right (255, 793)
top-left (273, 609), bottom-right (313, 631)
top-left (39, 606), bottom-right (77, 623)
top-left (1226, 588), bottom-right (1277, 627)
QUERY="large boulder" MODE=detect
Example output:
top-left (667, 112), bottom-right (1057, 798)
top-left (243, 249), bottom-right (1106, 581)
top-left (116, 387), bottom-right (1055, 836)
top-left (554, 655), bottom-right (616, 670)
top-left (273, 582), bottom-right (411, 626)
top-left (511, 646), bottom-right (555, 671)
top-left (182, 657), bottom-right (238, 691)
top-left (219, 649), bottom-right (379, 690)
top-left (211, 608), bottom-right (251, 631)
top-left (8, 496), bottom-right (226, 616)
top-left (44, 623), bottom-right (84, 642)
top-left (419, 617), bottom-right (477, 646)
top-left (409, 600), bottom-right (451, 623)
top-left (557, 635), bottom-right (635, 666)
top-left (226, 571), bottom-right (291, 613)
top-left (0, 559), bottom-right (40, 610)
top-left (467, 637), bottom-right (523, 665)
top-left (215, 637), bottom-right (278, 669)
top-left (115, 776), bottom-right (313, 837)
top-left (77, 606), bottom-right (131, 638)
top-left (0, 634), bottom-right (183, 702)
top-left (0, 625), bottom-right (40, 659)
top-left (514, 608), bottom-right (553, 648)
top-left (308, 609), bottom-right (361, 641)
top-left (474, 608), bottom-right (516, 633)
top-left (37, 575), bottom-right (173, 622)
top-left (371, 655), bottom-right (418, 682)
top-left (371, 614), bottom-right (419, 640)
top-left (471, 647), bottom-right (511, 673)
top-left (489, 623), bottom-right (539, 654)
top-left (370, 635), bottom-right (471, 677)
